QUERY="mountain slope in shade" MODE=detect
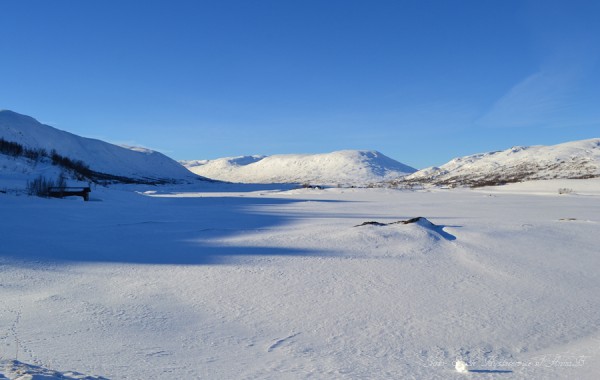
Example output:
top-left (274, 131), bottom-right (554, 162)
top-left (403, 138), bottom-right (600, 187)
top-left (0, 110), bottom-right (197, 182)
top-left (182, 150), bottom-right (417, 185)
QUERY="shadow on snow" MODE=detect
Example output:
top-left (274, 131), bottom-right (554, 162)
top-left (1, 192), bottom-right (346, 265)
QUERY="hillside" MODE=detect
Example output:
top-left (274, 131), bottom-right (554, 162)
top-left (0, 110), bottom-right (197, 183)
top-left (400, 138), bottom-right (600, 187)
top-left (181, 150), bottom-right (416, 185)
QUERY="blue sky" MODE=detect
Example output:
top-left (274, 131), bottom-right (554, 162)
top-left (1, 0), bottom-right (599, 168)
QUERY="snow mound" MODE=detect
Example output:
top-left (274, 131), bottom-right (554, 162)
top-left (181, 150), bottom-right (416, 185)
top-left (0, 110), bottom-right (197, 182)
top-left (354, 217), bottom-right (456, 241)
top-left (403, 138), bottom-right (600, 187)
top-left (0, 360), bottom-right (107, 380)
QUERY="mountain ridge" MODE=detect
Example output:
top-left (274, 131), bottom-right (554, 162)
top-left (3, 110), bottom-right (598, 188)
top-left (398, 138), bottom-right (600, 187)
top-left (0, 110), bottom-right (197, 183)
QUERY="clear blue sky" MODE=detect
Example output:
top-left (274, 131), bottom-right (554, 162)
top-left (1, 0), bottom-right (599, 168)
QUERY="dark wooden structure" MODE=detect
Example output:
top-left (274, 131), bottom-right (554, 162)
top-left (48, 187), bottom-right (91, 201)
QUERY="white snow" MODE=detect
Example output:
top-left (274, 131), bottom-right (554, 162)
top-left (0, 360), bottom-right (107, 380)
top-left (2, 110), bottom-right (600, 378)
top-left (0, 110), bottom-right (197, 182)
top-left (181, 150), bottom-right (416, 185)
top-left (0, 154), bottom-right (65, 194)
top-left (455, 360), bottom-right (468, 373)
top-left (1, 178), bottom-right (599, 379)
top-left (406, 138), bottom-right (600, 185)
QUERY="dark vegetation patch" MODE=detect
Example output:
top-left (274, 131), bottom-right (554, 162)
top-left (354, 216), bottom-right (428, 227)
top-left (300, 183), bottom-right (323, 189)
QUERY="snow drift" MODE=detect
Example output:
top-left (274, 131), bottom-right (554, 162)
top-left (181, 150), bottom-right (416, 185)
top-left (0, 110), bottom-right (197, 182)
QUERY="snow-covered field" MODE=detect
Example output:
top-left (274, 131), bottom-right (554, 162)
top-left (1, 179), bottom-right (599, 379)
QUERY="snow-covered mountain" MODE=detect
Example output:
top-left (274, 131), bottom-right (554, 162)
top-left (402, 138), bottom-right (600, 187)
top-left (0, 110), bottom-right (197, 183)
top-left (181, 150), bottom-right (417, 185)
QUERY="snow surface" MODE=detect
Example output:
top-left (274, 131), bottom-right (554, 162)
top-left (1, 178), bottom-right (600, 379)
top-left (181, 150), bottom-right (416, 185)
top-left (0, 110), bottom-right (196, 182)
top-left (405, 138), bottom-right (600, 186)
top-left (0, 360), bottom-right (107, 380)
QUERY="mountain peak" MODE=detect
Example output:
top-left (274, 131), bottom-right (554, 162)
top-left (182, 150), bottom-right (416, 185)
top-left (0, 109), bottom-right (42, 125)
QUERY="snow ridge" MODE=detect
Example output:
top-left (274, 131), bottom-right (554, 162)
top-left (181, 150), bottom-right (416, 185)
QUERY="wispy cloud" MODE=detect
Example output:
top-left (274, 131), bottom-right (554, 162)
top-left (478, 0), bottom-right (600, 129)
top-left (477, 66), bottom-right (581, 128)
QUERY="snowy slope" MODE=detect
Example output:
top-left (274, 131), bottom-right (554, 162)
top-left (182, 150), bottom-right (416, 185)
top-left (0, 110), bottom-right (197, 182)
top-left (403, 138), bottom-right (600, 187)
top-left (0, 152), bottom-right (65, 193)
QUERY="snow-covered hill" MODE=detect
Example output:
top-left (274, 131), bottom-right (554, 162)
top-left (181, 150), bottom-right (416, 185)
top-left (0, 110), bottom-right (197, 183)
top-left (401, 138), bottom-right (600, 187)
